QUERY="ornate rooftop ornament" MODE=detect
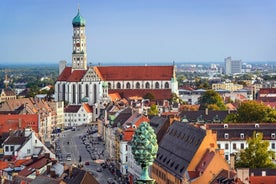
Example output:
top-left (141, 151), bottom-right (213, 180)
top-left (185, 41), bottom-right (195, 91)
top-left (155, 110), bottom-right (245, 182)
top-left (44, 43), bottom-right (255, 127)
top-left (132, 122), bottom-right (158, 184)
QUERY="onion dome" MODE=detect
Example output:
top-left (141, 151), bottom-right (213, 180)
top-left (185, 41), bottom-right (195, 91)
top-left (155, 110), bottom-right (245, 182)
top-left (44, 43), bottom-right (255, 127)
top-left (72, 9), bottom-right (86, 27)
top-left (102, 81), bottom-right (108, 88)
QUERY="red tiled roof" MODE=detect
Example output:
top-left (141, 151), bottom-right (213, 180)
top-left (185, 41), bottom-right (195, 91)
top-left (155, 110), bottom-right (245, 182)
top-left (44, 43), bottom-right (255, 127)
top-left (96, 66), bottom-right (173, 80)
top-left (2, 88), bottom-right (16, 96)
top-left (83, 104), bottom-right (93, 113)
top-left (109, 93), bottom-right (121, 102)
top-left (196, 150), bottom-right (215, 172)
top-left (108, 89), bottom-right (172, 100)
top-left (187, 171), bottom-right (200, 180)
top-left (19, 157), bottom-right (50, 177)
top-left (259, 88), bottom-right (276, 94)
top-left (0, 161), bottom-right (9, 169)
top-left (249, 176), bottom-right (276, 184)
top-left (56, 67), bottom-right (87, 82)
top-left (57, 67), bottom-right (72, 81)
top-left (67, 69), bottom-right (87, 82)
top-left (0, 114), bottom-right (39, 134)
top-left (93, 66), bottom-right (104, 80)
top-left (123, 115), bottom-right (149, 141)
top-left (64, 105), bottom-right (81, 113)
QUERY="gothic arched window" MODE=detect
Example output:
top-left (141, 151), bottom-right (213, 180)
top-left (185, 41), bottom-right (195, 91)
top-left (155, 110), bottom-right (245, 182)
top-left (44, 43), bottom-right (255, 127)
top-left (85, 84), bottom-right (89, 97)
top-left (72, 84), bottom-right (76, 104)
top-left (78, 84), bottom-right (82, 103)
top-left (126, 82), bottom-right (131, 89)
top-left (165, 82), bottom-right (169, 88)
top-left (94, 84), bottom-right (97, 103)
top-left (136, 82), bottom-right (140, 89)
top-left (155, 82), bottom-right (160, 89)
top-left (117, 83), bottom-right (121, 89)
top-left (145, 82), bottom-right (150, 89)
top-left (62, 84), bottom-right (65, 101)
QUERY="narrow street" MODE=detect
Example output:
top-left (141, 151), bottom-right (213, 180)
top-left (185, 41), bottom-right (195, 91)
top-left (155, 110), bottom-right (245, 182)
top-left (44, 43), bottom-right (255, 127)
top-left (54, 125), bottom-right (118, 184)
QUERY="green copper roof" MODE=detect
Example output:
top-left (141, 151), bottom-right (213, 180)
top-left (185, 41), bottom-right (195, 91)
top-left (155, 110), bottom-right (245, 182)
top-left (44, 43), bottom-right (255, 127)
top-left (72, 9), bottom-right (86, 27)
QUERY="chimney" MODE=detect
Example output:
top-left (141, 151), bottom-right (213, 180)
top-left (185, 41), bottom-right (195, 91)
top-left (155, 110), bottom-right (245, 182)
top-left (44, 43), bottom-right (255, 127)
top-left (45, 153), bottom-right (50, 159)
top-left (230, 153), bottom-right (235, 170)
top-left (18, 118), bottom-right (22, 128)
top-left (205, 108), bottom-right (208, 115)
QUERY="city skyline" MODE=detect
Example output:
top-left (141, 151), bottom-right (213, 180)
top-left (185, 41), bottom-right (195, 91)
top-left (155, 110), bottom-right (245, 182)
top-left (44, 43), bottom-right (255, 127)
top-left (1, 0), bottom-right (276, 64)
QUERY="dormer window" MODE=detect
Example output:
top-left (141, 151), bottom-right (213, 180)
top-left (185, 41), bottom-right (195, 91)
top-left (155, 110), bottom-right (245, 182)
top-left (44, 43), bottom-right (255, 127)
top-left (255, 124), bottom-right (259, 128)
top-left (272, 133), bottom-right (275, 139)
top-left (224, 133), bottom-right (229, 139)
top-left (224, 124), bottom-right (228, 128)
top-left (240, 133), bottom-right (244, 139)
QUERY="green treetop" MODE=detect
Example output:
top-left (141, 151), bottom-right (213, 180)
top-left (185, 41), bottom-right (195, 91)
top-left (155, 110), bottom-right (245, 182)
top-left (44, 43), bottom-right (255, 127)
top-left (235, 132), bottom-right (275, 168)
top-left (198, 90), bottom-right (226, 110)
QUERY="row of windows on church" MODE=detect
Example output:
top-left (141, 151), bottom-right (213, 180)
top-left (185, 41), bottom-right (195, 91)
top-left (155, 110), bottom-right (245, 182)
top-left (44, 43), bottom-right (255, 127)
top-left (58, 84), bottom-right (97, 103)
top-left (109, 81), bottom-right (170, 89)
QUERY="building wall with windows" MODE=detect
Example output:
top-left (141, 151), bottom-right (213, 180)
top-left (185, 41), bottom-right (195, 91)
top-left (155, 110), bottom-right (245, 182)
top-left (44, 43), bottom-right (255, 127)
top-left (207, 123), bottom-right (276, 162)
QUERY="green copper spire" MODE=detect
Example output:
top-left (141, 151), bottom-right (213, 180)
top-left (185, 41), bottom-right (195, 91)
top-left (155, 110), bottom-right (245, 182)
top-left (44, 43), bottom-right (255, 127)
top-left (72, 8), bottom-right (86, 27)
top-left (132, 122), bottom-right (158, 184)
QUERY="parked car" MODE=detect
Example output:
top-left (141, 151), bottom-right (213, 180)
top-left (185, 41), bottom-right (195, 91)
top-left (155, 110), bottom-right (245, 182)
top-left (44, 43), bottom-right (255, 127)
top-left (66, 153), bottom-right (72, 161)
top-left (107, 178), bottom-right (117, 184)
top-left (96, 167), bottom-right (103, 172)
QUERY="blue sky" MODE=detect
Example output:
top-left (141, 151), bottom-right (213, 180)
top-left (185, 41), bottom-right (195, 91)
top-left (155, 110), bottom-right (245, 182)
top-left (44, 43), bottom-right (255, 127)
top-left (0, 0), bottom-right (276, 64)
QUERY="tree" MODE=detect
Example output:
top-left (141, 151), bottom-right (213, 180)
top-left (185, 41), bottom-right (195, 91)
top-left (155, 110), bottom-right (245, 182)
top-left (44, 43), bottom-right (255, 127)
top-left (225, 101), bottom-right (276, 123)
top-left (148, 104), bottom-right (159, 116)
top-left (235, 132), bottom-right (275, 168)
top-left (198, 90), bottom-right (226, 110)
top-left (143, 93), bottom-right (155, 101)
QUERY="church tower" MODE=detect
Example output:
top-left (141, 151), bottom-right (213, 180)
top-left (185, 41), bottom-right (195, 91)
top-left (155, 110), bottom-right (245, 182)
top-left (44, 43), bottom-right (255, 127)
top-left (72, 8), bottom-right (87, 70)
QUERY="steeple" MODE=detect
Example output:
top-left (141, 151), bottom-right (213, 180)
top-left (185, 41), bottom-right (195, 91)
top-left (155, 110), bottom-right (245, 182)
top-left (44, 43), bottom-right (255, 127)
top-left (72, 8), bottom-right (87, 70)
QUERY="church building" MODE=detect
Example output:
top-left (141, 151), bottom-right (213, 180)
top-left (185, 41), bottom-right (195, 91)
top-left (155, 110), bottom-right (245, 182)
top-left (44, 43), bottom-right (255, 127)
top-left (55, 9), bottom-right (178, 113)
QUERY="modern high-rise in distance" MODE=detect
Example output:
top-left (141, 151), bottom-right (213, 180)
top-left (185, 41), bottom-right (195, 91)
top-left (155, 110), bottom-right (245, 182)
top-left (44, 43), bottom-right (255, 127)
top-left (224, 56), bottom-right (242, 75)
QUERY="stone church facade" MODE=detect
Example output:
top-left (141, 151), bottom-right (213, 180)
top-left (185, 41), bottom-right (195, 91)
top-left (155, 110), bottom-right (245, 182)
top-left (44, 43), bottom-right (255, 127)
top-left (55, 9), bottom-right (178, 113)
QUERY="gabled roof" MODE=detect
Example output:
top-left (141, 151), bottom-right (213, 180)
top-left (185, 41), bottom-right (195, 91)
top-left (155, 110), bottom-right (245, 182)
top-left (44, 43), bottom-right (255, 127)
top-left (207, 123), bottom-right (276, 141)
top-left (65, 167), bottom-right (99, 184)
top-left (30, 175), bottom-right (63, 184)
top-left (109, 93), bottom-right (121, 102)
top-left (195, 150), bottom-right (215, 173)
top-left (57, 67), bottom-right (72, 81)
top-left (155, 121), bottom-right (206, 179)
top-left (67, 70), bottom-right (87, 82)
top-left (64, 105), bottom-right (81, 113)
top-left (111, 108), bottom-right (133, 128)
top-left (179, 110), bottom-right (236, 123)
top-left (1, 88), bottom-right (16, 96)
top-left (56, 67), bottom-right (87, 82)
top-left (96, 65), bottom-right (173, 80)
top-left (249, 176), bottom-right (276, 184)
top-left (0, 114), bottom-right (39, 134)
top-left (4, 136), bottom-right (27, 145)
top-left (83, 104), bottom-right (93, 113)
top-left (210, 169), bottom-right (236, 184)
top-left (150, 116), bottom-right (168, 134)
top-left (19, 156), bottom-right (51, 177)
top-left (108, 89), bottom-right (172, 100)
